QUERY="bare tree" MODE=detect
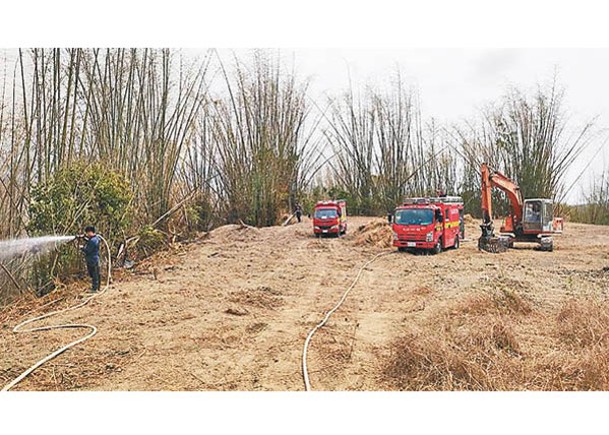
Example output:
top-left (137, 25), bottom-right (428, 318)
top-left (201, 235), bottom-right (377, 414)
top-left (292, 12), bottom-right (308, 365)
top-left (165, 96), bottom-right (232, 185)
top-left (457, 79), bottom-right (597, 217)
top-left (211, 51), bottom-right (319, 226)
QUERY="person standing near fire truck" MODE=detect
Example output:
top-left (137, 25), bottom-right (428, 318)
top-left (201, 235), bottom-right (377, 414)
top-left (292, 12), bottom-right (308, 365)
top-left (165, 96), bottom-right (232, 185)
top-left (295, 203), bottom-right (303, 223)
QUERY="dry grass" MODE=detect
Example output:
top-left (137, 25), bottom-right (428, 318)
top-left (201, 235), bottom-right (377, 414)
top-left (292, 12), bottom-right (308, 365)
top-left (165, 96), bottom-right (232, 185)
top-left (556, 298), bottom-right (609, 349)
top-left (383, 290), bottom-right (609, 391)
top-left (454, 286), bottom-right (533, 317)
top-left (353, 219), bottom-right (393, 248)
top-left (0, 282), bottom-right (87, 326)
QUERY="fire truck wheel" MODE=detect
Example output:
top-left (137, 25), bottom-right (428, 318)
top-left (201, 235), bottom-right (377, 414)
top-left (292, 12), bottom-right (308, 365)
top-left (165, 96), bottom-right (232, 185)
top-left (432, 239), bottom-right (442, 255)
top-left (454, 236), bottom-right (460, 249)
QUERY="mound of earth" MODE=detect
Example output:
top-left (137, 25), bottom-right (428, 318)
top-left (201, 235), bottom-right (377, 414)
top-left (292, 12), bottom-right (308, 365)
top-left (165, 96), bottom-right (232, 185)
top-left (353, 219), bottom-right (393, 248)
top-left (208, 223), bottom-right (260, 243)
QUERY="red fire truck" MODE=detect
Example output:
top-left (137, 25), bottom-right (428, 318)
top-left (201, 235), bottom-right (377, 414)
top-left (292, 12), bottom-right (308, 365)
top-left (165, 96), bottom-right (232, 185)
top-left (313, 200), bottom-right (347, 237)
top-left (392, 196), bottom-right (464, 254)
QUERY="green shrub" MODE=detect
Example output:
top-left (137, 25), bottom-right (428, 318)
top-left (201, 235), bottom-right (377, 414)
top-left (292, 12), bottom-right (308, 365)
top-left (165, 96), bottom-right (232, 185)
top-left (29, 162), bottom-right (132, 238)
top-left (27, 162), bottom-right (133, 289)
top-left (137, 225), bottom-right (167, 257)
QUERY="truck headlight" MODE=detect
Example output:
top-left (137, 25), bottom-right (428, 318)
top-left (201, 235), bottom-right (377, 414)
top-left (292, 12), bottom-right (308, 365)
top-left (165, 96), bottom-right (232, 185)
top-left (330, 225), bottom-right (338, 229)
top-left (426, 232), bottom-right (433, 242)
top-left (314, 226), bottom-right (320, 229)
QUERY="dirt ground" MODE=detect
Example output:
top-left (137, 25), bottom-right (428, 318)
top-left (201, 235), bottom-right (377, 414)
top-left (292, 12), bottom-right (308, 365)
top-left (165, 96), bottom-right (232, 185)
top-left (1, 216), bottom-right (609, 391)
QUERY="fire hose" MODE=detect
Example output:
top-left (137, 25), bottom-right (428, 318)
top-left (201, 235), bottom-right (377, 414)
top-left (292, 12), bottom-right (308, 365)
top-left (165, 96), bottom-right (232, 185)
top-left (302, 250), bottom-right (392, 391)
top-left (2, 235), bottom-right (112, 392)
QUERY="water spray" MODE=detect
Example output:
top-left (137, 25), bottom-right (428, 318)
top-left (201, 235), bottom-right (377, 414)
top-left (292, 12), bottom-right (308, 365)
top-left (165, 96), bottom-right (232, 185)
top-left (0, 235), bottom-right (76, 261)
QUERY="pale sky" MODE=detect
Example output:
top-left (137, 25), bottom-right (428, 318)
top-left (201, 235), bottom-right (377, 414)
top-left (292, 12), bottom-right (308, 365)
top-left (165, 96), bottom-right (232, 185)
top-left (289, 49), bottom-right (608, 124)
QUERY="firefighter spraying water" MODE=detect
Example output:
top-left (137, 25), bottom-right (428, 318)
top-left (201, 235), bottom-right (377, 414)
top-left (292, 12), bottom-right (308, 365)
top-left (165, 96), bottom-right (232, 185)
top-left (1, 228), bottom-right (112, 392)
top-left (0, 227), bottom-right (105, 294)
top-left (75, 226), bottom-right (102, 293)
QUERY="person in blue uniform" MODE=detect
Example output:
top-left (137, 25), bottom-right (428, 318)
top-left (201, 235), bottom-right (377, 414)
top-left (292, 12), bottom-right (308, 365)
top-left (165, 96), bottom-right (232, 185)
top-left (81, 226), bottom-right (101, 293)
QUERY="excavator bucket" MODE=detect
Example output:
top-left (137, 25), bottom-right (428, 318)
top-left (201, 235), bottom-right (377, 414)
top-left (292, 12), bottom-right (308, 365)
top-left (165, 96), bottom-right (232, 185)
top-left (478, 235), bottom-right (509, 253)
top-left (478, 222), bottom-right (510, 253)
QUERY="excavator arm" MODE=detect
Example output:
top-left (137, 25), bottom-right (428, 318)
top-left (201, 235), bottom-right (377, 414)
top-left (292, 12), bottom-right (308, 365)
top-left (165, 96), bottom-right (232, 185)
top-left (479, 163), bottom-right (524, 252)
top-left (480, 163), bottom-right (524, 227)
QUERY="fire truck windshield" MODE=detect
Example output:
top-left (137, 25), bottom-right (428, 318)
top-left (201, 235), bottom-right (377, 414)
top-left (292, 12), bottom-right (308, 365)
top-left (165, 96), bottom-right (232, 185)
top-left (315, 208), bottom-right (338, 219)
top-left (395, 209), bottom-right (433, 226)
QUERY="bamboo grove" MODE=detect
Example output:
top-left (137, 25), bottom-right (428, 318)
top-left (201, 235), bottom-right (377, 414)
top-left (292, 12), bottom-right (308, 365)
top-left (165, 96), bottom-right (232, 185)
top-left (0, 48), bottom-right (604, 302)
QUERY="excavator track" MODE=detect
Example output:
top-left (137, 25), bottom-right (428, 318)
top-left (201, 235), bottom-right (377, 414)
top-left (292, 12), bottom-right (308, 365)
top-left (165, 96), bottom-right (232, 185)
top-left (478, 236), bottom-right (509, 253)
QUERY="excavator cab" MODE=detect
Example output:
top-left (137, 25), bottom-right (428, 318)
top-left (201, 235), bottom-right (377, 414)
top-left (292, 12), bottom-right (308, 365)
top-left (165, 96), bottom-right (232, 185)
top-left (522, 199), bottom-right (554, 233)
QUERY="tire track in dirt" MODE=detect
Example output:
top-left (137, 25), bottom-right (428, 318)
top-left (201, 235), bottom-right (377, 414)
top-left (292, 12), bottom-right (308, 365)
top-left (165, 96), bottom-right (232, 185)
top-left (182, 224), bottom-right (311, 390)
top-left (183, 219), bottom-right (369, 390)
top-left (300, 233), bottom-right (394, 390)
top-left (338, 253), bottom-right (438, 390)
top-left (243, 232), bottom-right (359, 390)
top-left (215, 234), bottom-right (312, 390)
top-left (302, 250), bottom-right (396, 390)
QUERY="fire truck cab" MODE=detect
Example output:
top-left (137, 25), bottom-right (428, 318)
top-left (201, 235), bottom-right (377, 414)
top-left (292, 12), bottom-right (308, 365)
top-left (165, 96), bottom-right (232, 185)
top-left (313, 200), bottom-right (347, 237)
top-left (392, 196), bottom-right (464, 254)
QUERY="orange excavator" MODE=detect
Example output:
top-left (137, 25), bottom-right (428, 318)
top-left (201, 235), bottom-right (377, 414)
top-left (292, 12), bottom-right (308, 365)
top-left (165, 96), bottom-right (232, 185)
top-left (479, 163), bottom-right (563, 253)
